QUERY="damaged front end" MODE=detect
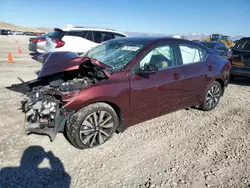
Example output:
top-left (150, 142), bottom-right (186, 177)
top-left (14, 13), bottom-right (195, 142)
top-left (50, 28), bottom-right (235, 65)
top-left (7, 57), bottom-right (109, 141)
top-left (22, 92), bottom-right (74, 142)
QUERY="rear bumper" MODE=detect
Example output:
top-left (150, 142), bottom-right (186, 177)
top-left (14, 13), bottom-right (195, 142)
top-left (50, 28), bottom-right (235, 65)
top-left (230, 65), bottom-right (250, 77)
top-left (28, 43), bottom-right (37, 52)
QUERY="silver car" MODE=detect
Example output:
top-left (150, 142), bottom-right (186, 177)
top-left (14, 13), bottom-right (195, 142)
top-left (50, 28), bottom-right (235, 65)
top-left (28, 34), bottom-right (47, 53)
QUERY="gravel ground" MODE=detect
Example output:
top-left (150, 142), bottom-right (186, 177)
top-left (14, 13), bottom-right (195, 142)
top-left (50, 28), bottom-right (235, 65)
top-left (0, 35), bottom-right (250, 188)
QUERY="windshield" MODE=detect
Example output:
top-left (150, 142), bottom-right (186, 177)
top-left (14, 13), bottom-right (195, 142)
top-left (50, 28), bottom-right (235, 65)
top-left (221, 36), bottom-right (229, 41)
top-left (84, 40), bottom-right (144, 69)
top-left (234, 38), bottom-right (250, 51)
top-left (211, 34), bottom-right (221, 41)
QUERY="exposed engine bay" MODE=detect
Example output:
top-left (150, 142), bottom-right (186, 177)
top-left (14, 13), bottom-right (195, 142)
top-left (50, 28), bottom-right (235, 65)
top-left (7, 59), bottom-right (108, 141)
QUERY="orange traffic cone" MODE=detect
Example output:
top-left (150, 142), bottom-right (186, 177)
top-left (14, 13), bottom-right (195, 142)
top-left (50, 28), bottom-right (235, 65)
top-left (18, 46), bottom-right (22, 54)
top-left (8, 52), bottom-right (14, 63)
top-left (16, 40), bottom-right (18, 44)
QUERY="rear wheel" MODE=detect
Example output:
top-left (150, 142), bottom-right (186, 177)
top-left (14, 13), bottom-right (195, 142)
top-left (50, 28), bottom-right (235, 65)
top-left (200, 81), bottom-right (222, 111)
top-left (66, 102), bottom-right (119, 149)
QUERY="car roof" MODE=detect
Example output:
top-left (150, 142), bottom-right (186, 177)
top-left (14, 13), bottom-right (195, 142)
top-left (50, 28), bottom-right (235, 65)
top-left (239, 37), bottom-right (250, 40)
top-left (111, 36), bottom-right (194, 45)
top-left (57, 27), bottom-right (128, 36)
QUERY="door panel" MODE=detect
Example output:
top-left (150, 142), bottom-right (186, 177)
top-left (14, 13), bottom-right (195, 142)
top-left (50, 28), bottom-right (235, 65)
top-left (129, 68), bottom-right (183, 124)
top-left (180, 62), bottom-right (210, 108)
top-left (128, 43), bottom-right (183, 125)
top-left (178, 44), bottom-right (210, 108)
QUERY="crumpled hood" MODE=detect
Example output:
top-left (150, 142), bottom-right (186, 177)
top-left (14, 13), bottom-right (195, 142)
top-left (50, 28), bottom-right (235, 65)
top-left (38, 51), bottom-right (111, 78)
top-left (38, 51), bottom-right (81, 78)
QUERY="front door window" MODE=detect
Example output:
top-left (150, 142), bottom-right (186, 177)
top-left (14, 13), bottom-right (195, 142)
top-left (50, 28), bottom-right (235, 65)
top-left (139, 44), bottom-right (176, 71)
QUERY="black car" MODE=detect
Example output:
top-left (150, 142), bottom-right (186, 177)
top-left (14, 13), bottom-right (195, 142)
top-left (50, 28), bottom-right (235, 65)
top-left (24, 32), bottom-right (37, 36)
top-left (0, 29), bottom-right (11, 35)
top-left (228, 37), bottom-right (250, 80)
top-left (200, 41), bottom-right (229, 58)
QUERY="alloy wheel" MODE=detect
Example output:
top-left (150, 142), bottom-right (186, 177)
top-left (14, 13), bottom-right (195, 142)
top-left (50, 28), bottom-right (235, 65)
top-left (205, 84), bottom-right (221, 109)
top-left (79, 110), bottom-right (114, 147)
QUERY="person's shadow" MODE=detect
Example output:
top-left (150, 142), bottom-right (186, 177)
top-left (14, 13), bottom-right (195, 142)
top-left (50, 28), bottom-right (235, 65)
top-left (0, 146), bottom-right (71, 188)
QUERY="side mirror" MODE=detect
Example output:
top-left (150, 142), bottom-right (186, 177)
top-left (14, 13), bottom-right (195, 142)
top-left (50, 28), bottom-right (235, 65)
top-left (135, 64), bottom-right (158, 75)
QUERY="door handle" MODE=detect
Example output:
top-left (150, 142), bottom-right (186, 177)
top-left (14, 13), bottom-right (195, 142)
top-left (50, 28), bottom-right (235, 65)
top-left (173, 73), bottom-right (181, 80)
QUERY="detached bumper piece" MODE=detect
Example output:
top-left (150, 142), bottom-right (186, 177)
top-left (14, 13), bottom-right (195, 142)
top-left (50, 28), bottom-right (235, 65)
top-left (22, 98), bottom-right (74, 142)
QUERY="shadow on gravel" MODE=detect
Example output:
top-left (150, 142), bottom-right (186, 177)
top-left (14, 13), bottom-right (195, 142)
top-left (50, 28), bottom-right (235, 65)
top-left (229, 76), bottom-right (250, 86)
top-left (0, 146), bottom-right (71, 188)
top-left (29, 52), bottom-right (44, 63)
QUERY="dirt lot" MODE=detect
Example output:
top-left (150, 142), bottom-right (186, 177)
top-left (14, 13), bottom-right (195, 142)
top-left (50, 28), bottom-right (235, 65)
top-left (0, 35), bottom-right (250, 188)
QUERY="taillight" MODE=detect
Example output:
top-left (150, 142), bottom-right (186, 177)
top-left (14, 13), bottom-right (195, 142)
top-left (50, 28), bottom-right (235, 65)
top-left (226, 49), bottom-right (233, 59)
top-left (32, 38), bottom-right (45, 43)
top-left (51, 38), bottom-right (65, 48)
top-left (226, 62), bottom-right (231, 69)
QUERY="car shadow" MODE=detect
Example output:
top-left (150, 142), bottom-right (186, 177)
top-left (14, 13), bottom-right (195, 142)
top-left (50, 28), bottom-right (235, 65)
top-left (0, 146), bottom-right (71, 188)
top-left (229, 76), bottom-right (250, 86)
top-left (29, 52), bottom-right (44, 63)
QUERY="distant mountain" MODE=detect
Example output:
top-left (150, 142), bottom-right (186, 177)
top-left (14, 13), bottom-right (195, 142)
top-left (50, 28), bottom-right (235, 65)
top-left (0, 21), bottom-right (247, 40)
top-left (184, 33), bottom-right (246, 41)
top-left (36, 27), bottom-right (53, 32)
top-left (0, 21), bottom-right (43, 32)
top-left (183, 33), bottom-right (209, 40)
top-left (231, 35), bottom-right (244, 41)
top-left (123, 31), bottom-right (173, 37)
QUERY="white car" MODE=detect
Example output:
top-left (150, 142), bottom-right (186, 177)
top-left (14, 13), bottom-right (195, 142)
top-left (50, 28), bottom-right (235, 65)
top-left (12, 31), bottom-right (24, 35)
top-left (45, 27), bottom-right (128, 54)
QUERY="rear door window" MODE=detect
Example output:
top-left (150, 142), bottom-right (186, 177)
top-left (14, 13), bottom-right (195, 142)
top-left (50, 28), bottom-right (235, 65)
top-left (85, 31), bottom-right (94, 42)
top-left (92, 31), bottom-right (114, 43)
top-left (179, 44), bottom-right (207, 65)
top-left (65, 31), bottom-right (88, 38)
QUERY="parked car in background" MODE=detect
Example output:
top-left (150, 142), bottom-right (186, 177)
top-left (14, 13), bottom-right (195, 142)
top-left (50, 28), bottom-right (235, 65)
top-left (24, 32), bottom-right (37, 36)
top-left (45, 27), bottom-right (128, 54)
top-left (12, 31), bottom-right (24, 35)
top-left (228, 37), bottom-right (250, 80)
top-left (39, 32), bottom-right (46, 36)
top-left (7, 37), bottom-right (231, 149)
top-left (28, 33), bottom-right (48, 53)
top-left (200, 41), bottom-right (229, 58)
top-left (0, 29), bottom-right (11, 35)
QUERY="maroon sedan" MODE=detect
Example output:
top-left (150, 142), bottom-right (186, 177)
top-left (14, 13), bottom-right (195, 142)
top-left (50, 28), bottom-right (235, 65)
top-left (7, 37), bottom-right (231, 149)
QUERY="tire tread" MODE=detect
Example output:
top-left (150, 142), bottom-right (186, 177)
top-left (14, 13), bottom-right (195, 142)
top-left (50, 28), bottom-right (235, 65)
top-left (65, 102), bottom-right (118, 149)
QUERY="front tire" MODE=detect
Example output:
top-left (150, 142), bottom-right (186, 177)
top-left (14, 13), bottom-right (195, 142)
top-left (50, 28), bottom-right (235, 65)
top-left (66, 102), bottom-right (119, 149)
top-left (200, 81), bottom-right (222, 111)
